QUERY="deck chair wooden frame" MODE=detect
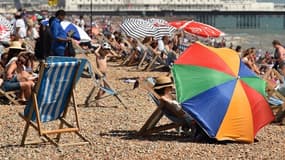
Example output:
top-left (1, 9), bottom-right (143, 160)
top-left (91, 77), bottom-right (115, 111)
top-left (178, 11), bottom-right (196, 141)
top-left (144, 45), bottom-right (167, 71)
top-left (19, 61), bottom-right (90, 147)
top-left (0, 68), bottom-right (20, 105)
top-left (85, 62), bottom-right (127, 109)
top-left (137, 41), bottom-right (155, 70)
top-left (137, 78), bottom-right (186, 136)
top-left (0, 89), bottom-right (20, 105)
top-left (81, 54), bottom-right (127, 109)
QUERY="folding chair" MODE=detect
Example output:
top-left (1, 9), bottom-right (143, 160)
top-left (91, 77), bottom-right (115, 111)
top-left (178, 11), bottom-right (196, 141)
top-left (46, 56), bottom-right (92, 83)
top-left (84, 57), bottom-right (127, 109)
top-left (263, 68), bottom-right (285, 123)
top-left (0, 89), bottom-right (20, 105)
top-left (137, 78), bottom-right (190, 136)
top-left (0, 66), bottom-right (20, 105)
top-left (145, 45), bottom-right (167, 71)
top-left (19, 58), bottom-right (90, 147)
top-left (47, 55), bottom-right (126, 109)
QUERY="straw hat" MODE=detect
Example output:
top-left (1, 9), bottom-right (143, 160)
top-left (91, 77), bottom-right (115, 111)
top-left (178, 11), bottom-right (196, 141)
top-left (154, 76), bottom-right (174, 89)
top-left (9, 41), bottom-right (25, 50)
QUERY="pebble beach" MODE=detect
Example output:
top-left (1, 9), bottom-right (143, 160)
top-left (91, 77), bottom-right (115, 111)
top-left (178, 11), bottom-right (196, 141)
top-left (0, 54), bottom-right (284, 159)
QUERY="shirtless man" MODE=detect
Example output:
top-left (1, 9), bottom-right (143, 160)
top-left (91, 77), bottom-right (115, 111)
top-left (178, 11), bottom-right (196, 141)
top-left (273, 40), bottom-right (285, 64)
top-left (94, 42), bottom-right (113, 104)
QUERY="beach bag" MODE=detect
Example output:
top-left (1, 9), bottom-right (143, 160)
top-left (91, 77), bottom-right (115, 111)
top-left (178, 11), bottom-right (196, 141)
top-left (64, 41), bottom-right (76, 57)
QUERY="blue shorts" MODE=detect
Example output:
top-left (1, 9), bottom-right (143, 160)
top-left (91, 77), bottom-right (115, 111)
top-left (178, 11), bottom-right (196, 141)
top-left (1, 77), bottom-right (21, 91)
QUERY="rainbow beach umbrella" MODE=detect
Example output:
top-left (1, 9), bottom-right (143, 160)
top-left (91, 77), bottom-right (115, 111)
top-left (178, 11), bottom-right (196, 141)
top-left (172, 42), bottom-right (274, 143)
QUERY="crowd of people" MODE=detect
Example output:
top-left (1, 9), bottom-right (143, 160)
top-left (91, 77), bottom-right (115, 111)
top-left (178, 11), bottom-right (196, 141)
top-left (0, 8), bottom-right (284, 133)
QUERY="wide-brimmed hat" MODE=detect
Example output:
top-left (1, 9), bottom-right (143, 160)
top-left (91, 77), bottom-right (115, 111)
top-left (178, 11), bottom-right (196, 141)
top-left (154, 76), bottom-right (174, 89)
top-left (9, 41), bottom-right (25, 50)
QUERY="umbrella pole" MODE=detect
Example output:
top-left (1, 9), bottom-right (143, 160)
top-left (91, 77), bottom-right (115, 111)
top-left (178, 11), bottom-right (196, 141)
top-left (90, 0), bottom-right (92, 36)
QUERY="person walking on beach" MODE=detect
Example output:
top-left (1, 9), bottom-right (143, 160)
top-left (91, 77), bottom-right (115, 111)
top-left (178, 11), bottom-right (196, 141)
top-left (92, 42), bottom-right (116, 106)
top-left (94, 42), bottom-right (113, 106)
top-left (50, 10), bottom-right (71, 56)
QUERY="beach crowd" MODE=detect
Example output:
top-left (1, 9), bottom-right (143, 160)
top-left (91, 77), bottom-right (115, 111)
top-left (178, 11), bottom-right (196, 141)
top-left (0, 8), bottom-right (284, 141)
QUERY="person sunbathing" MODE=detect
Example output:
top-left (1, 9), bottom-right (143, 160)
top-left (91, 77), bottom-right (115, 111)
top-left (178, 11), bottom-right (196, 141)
top-left (242, 48), bottom-right (261, 75)
top-left (2, 53), bottom-right (35, 103)
top-left (153, 76), bottom-right (207, 140)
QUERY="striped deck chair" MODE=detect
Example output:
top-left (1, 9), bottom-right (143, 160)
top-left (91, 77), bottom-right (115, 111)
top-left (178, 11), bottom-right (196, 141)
top-left (84, 56), bottom-right (127, 109)
top-left (46, 56), bottom-right (93, 83)
top-left (0, 89), bottom-right (20, 105)
top-left (178, 44), bottom-right (189, 52)
top-left (85, 67), bottom-right (127, 109)
top-left (47, 56), bottom-right (126, 108)
top-left (137, 78), bottom-right (192, 136)
top-left (145, 45), bottom-right (167, 72)
top-left (19, 59), bottom-right (90, 147)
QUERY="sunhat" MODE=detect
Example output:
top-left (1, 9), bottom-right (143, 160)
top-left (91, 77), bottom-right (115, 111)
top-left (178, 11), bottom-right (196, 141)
top-left (9, 41), bottom-right (25, 50)
top-left (154, 76), bottom-right (174, 89)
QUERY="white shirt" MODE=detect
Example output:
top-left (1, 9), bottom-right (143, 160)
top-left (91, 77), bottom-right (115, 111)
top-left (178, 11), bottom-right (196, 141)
top-left (79, 19), bottom-right (85, 30)
top-left (157, 39), bottom-right (165, 52)
top-left (15, 18), bottom-right (26, 38)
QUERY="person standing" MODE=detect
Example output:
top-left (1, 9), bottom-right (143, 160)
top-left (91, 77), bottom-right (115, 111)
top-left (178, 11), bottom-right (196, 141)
top-left (50, 10), bottom-right (71, 56)
top-left (14, 12), bottom-right (26, 39)
top-left (272, 40), bottom-right (285, 69)
top-left (79, 15), bottom-right (85, 30)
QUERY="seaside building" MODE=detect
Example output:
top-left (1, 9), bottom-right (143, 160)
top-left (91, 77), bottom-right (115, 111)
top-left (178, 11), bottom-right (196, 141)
top-left (0, 0), bottom-right (49, 13)
top-left (65, 0), bottom-right (276, 12)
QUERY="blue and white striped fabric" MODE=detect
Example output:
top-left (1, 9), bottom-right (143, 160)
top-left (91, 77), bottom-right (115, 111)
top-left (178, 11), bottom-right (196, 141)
top-left (24, 59), bottom-right (79, 122)
top-left (268, 96), bottom-right (283, 106)
top-left (178, 44), bottom-right (189, 52)
top-left (41, 20), bottom-right (91, 42)
top-left (40, 19), bottom-right (49, 26)
top-left (61, 21), bottom-right (91, 42)
top-left (46, 56), bottom-right (93, 83)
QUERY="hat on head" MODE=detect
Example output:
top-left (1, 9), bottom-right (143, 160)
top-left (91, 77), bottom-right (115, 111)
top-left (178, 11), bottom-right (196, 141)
top-left (9, 41), bottom-right (25, 50)
top-left (154, 76), bottom-right (174, 89)
top-left (102, 42), bottom-right (111, 50)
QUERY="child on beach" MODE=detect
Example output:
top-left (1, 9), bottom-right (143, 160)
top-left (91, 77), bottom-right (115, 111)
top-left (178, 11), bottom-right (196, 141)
top-left (93, 42), bottom-right (114, 106)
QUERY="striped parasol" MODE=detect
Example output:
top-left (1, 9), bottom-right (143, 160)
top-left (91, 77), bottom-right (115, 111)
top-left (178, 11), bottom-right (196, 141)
top-left (0, 15), bottom-right (13, 41)
top-left (153, 24), bottom-right (176, 40)
top-left (146, 18), bottom-right (176, 39)
top-left (147, 18), bottom-right (168, 25)
top-left (120, 18), bottom-right (156, 39)
top-left (120, 18), bottom-right (176, 40)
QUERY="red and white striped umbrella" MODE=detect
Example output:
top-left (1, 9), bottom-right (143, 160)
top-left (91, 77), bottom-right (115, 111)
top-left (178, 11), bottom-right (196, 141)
top-left (169, 20), bottom-right (224, 38)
